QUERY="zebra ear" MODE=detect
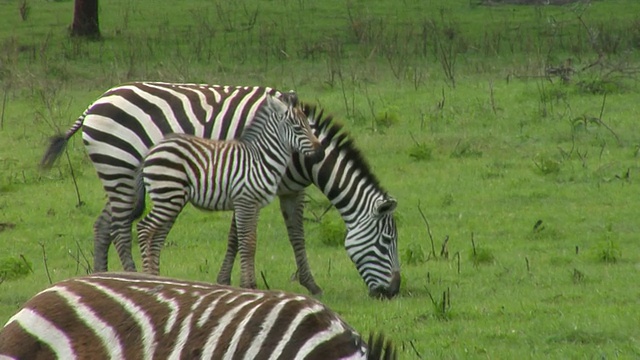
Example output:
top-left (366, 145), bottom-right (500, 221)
top-left (374, 197), bottom-right (397, 218)
top-left (279, 90), bottom-right (299, 107)
top-left (266, 94), bottom-right (288, 114)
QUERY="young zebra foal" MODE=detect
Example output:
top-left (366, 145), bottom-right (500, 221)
top-left (134, 95), bottom-right (321, 289)
top-left (0, 272), bottom-right (396, 360)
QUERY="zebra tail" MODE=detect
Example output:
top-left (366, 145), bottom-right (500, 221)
top-left (367, 333), bottom-right (397, 360)
top-left (130, 163), bottom-right (146, 221)
top-left (40, 112), bottom-right (87, 169)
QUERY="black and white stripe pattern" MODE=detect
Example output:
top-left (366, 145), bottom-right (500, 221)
top-left (40, 81), bottom-right (400, 298)
top-left (0, 273), bottom-right (396, 360)
top-left (135, 96), bottom-right (321, 289)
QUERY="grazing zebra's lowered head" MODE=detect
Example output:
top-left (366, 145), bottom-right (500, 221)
top-left (133, 95), bottom-right (322, 288)
top-left (280, 104), bottom-right (401, 299)
top-left (0, 272), bottom-right (397, 360)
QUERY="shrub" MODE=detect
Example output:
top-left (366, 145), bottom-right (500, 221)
top-left (403, 243), bottom-right (427, 265)
top-left (450, 140), bottom-right (482, 159)
top-left (375, 107), bottom-right (400, 128)
top-left (595, 239), bottom-right (621, 264)
top-left (470, 247), bottom-right (495, 266)
top-left (533, 154), bottom-right (561, 175)
top-left (0, 256), bottom-right (32, 281)
top-left (318, 215), bottom-right (345, 247)
top-left (408, 142), bottom-right (433, 161)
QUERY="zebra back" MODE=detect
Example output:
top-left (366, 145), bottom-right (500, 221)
top-left (0, 273), bottom-right (392, 360)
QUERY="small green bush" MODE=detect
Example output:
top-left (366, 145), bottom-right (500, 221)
top-left (441, 193), bottom-right (454, 207)
top-left (470, 248), bottom-right (495, 266)
top-left (0, 256), bottom-right (32, 281)
top-left (576, 78), bottom-right (621, 95)
top-left (533, 154), bottom-right (562, 175)
top-left (572, 268), bottom-right (585, 284)
top-left (408, 142), bottom-right (433, 161)
top-left (403, 243), bottom-right (427, 265)
top-left (595, 239), bottom-right (621, 264)
top-left (318, 216), bottom-right (345, 248)
top-left (375, 107), bottom-right (400, 128)
top-left (450, 140), bottom-right (482, 159)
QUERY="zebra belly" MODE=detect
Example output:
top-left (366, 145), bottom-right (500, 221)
top-left (188, 184), bottom-right (278, 212)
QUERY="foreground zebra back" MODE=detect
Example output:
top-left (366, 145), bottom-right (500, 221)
top-left (0, 273), bottom-right (396, 360)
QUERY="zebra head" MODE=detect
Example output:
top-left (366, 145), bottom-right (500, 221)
top-left (269, 97), bottom-right (322, 158)
top-left (345, 195), bottom-right (401, 299)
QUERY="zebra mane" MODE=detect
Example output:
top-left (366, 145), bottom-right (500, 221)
top-left (240, 95), bottom-right (288, 144)
top-left (302, 103), bottom-right (385, 193)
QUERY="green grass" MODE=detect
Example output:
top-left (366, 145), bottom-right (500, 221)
top-left (2, 0), bottom-right (640, 358)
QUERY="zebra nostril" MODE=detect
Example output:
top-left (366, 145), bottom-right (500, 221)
top-left (388, 271), bottom-right (401, 297)
top-left (368, 272), bottom-right (401, 299)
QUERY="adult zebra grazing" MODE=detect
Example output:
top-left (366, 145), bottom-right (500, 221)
top-left (0, 272), bottom-right (397, 360)
top-left (135, 95), bottom-right (321, 289)
top-left (40, 82), bottom-right (400, 298)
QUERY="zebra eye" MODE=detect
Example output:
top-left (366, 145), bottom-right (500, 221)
top-left (381, 233), bottom-right (393, 246)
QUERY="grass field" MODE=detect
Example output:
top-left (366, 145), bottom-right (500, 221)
top-left (1, 0), bottom-right (640, 358)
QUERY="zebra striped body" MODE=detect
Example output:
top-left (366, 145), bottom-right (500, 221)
top-left (135, 96), bottom-right (321, 288)
top-left (41, 82), bottom-right (400, 298)
top-left (0, 273), bottom-right (396, 360)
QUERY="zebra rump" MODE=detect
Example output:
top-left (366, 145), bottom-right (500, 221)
top-left (0, 272), bottom-right (396, 360)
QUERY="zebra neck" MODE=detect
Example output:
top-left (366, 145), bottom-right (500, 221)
top-left (313, 168), bottom-right (382, 230)
top-left (244, 137), bottom-right (291, 175)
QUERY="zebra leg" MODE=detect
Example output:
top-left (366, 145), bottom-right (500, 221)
top-left (216, 215), bottom-right (238, 285)
top-left (148, 224), bottom-right (174, 275)
top-left (137, 217), bottom-right (174, 275)
top-left (110, 219), bottom-right (137, 272)
top-left (234, 206), bottom-right (259, 289)
top-left (279, 192), bottom-right (323, 296)
top-left (137, 199), bottom-right (184, 275)
top-left (93, 205), bottom-right (112, 272)
top-left (137, 216), bottom-right (158, 274)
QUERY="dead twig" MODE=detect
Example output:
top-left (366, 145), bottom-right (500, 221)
top-left (0, 87), bottom-right (7, 130)
top-left (408, 340), bottom-right (423, 359)
top-left (64, 149), bottom-right (85, 207)
top-left (67, 240), bottom-right (91, 275)
top-left (260, 270), bottom-right (270, 290)
top-left (592, 93), bottom-right (621, 146)
top-left (439, 235), bottom-right (449, 259)
top-left (471, 232), bottom-right (477, 257)
top-left (19, 254), bottom-right (33, 274)
top-left (39, 242), bottom-right (53, 285)
top-left (417, 202), bottom-right (437, 259)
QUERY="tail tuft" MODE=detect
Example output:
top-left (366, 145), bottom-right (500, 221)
top-left (40, 135), bottom-right (68, 169)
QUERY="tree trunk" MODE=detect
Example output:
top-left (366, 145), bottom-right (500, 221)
top-left (71, 0), bottom-right (100, 39)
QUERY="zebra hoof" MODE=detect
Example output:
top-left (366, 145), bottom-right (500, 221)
top-left (308, 287), bottom-right (323, 298)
